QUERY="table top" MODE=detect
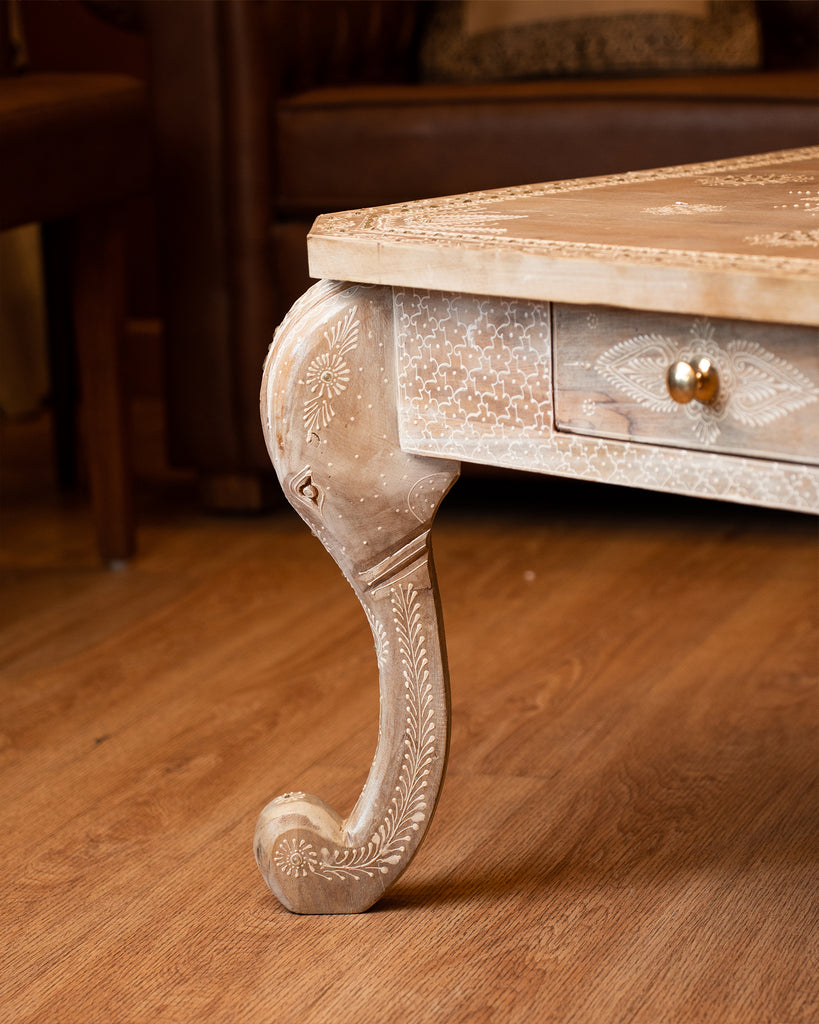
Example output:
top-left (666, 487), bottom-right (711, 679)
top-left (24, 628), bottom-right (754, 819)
top-left (308, 146), bottom-right (819, 327)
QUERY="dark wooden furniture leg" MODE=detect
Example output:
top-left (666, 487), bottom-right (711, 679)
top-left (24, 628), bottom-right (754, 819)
top-left (72, 207), bottom-right (135, 566)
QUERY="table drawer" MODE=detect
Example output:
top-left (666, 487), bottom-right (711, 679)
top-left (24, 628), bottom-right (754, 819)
top-left (553, 305), bottom-right (819, 465)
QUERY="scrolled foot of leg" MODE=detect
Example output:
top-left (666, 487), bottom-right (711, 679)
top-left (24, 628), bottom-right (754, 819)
top-left (257, 281), bottom-right (459, 914)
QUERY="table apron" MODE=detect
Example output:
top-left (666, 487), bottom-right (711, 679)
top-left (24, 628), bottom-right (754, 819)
top-left (392, 287), bottom-right (819, 514)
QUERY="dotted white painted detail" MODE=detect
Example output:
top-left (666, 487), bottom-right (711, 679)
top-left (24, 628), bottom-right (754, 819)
top-left (271, 583), bottom-right (434, 882)
top-left (394, 289), bottom-right (819, 513)
top-left (318, 148), bottom-right (819, 278)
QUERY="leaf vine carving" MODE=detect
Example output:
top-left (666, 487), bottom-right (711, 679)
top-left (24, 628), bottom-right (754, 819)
top-left (272, 583), bottom-right (435, 882)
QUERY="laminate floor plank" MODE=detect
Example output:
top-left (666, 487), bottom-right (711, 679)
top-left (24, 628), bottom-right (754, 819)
top-left (1, 415), bottom-right (816, 1023)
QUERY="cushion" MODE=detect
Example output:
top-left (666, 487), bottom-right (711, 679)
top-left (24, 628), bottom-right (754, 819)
top-left (420, 0), bottom-right (761, 82)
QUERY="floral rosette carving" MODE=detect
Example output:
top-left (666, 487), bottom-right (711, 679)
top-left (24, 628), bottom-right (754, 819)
top-left (302, 306), bottom-right (359, 440)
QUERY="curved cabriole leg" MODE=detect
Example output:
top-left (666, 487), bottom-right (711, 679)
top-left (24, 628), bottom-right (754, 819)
top-left (257, 281), bottom-right (459, 914)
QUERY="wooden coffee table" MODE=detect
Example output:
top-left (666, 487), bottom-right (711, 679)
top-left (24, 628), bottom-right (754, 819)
top-left (256, 147), bottom-right (819, 914)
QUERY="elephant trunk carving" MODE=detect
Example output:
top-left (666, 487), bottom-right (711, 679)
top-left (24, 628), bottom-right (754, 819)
top-left (256, 280), bottom-right (459, 914)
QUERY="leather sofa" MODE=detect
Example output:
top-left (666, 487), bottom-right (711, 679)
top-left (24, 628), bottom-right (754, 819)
top-left (141, 0), bottom-right (818, 507)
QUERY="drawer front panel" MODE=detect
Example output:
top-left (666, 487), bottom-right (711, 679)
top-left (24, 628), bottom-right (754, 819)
top-left (553, 306), bottom-right (819, 465)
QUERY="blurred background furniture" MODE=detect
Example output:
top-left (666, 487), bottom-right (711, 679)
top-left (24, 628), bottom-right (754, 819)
top-left (0, 0), bottom-right (151, 562)
top-left (142, 0), bottom-right (818, 510)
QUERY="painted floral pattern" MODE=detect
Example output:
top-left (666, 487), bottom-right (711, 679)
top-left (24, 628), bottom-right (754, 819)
top-left (596, 319), bottom-right (819, 444)
top-left (303, 307), bottom-right (359, 439)
top-left (271, 583), bottom-right (435, 883)
top-left (274, 837), bottom-right (319, 878)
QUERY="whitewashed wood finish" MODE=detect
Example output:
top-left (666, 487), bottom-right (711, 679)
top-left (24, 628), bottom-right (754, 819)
top-left (309, 147), bottom-right (819, 327)
top-left (394, 289), bottom-right (819, 514)
top-left (258, 280), bottom-right (459, 914)
top-left (553, 306), bottom-right (819, 461)
top-left (259, 150), bottom-right (819, 914)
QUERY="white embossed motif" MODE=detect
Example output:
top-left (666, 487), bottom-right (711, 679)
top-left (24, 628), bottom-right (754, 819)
top-left (394, 289), bottom-right (819, 513)
top-left (271, 582), bottom-right (434, 882)
top-left (302, 307), bottom-right (359, 440)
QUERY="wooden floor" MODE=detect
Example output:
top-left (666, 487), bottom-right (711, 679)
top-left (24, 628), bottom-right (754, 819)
top-left (1, 408), bottom-right (817, 1024)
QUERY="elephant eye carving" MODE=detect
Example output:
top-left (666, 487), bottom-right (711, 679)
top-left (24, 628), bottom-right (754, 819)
top-left (289, 466), bottom-right (324, 515)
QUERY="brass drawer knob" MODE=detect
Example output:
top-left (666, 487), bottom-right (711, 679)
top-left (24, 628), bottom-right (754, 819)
top-left (667, 357), bottom-right (720, 405)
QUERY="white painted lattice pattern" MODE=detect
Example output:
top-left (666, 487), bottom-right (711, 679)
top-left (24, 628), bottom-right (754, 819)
top-left (394, 289), bottom-right (819, 514)
top-left (395, 290), bottom-right (552, 444)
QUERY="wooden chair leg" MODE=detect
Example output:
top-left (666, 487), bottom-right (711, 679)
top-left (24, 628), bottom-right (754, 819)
top-left (41, 221), bottom-right (79, 491)
top-left (72, 207), bottom-right (135, 565)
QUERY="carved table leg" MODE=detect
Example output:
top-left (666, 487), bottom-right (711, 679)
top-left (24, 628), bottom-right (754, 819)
top-left (257, 280), bottom-right (459, 914)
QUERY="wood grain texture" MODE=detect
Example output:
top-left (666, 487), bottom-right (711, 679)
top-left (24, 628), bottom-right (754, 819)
top-left (394, 288), bottom-right (819, 513)
top-left (1, 411), bottom-right (816, 1023)
top-left (553, 303), bottom-right (819, 462)
top-left (257, 280), bottom-right (458, 913)
top-left (72, 206), bottom-right (135, 564)
top-left (308, 147), bottom-right (819, 327)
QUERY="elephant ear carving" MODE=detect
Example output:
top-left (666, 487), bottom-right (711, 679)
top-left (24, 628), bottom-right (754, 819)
top-left (408, 473), bottom-right (457, 522)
